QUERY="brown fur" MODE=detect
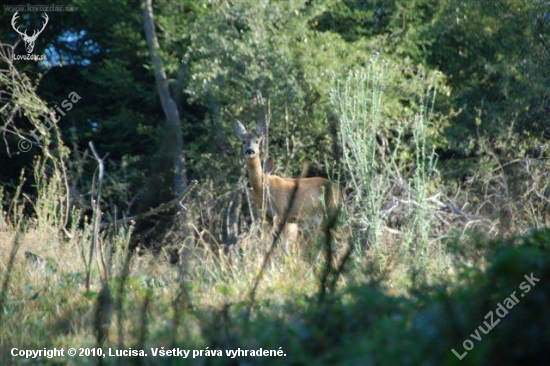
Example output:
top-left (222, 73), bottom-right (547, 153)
top-left (234, 120), bottom-right (341, 230)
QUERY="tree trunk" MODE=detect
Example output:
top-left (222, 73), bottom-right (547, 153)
top-left (134, 0), bottom-right (190, 254)
top-left (142, 0), bottom-right (187, 196)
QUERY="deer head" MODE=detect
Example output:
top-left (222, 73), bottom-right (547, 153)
top-left (233, 119), bottom-right (266, 159)
top-left (11, 12), bottom-right (49, 54)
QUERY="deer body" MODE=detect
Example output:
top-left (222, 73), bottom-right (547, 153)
top-left (233, 120), bottom-right (340, 245)
top-left (246, 153), bottom-right (335, 222)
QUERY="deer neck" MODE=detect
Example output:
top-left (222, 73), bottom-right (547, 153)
top-left (246, 155), bottom-right (265, 197)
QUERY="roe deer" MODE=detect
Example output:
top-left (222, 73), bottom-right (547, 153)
top-left (233, 119), bottom-right (341, 247)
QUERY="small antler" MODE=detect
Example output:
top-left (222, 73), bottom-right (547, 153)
top-left (34, 13), bottom-right (49, 38)
top-left (11, 11), bottom-right (26, 37)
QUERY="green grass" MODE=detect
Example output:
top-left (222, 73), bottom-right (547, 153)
top-left (2, 215), bottom-right (550, 365)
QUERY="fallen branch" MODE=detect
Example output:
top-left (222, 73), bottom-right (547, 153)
top-left (99, 180), bottom-right (198, 229)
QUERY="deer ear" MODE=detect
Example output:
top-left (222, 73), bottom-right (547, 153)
top-left (263, 156), bottom-right (274, 175)
top-left (233, 119), bottom-right (247, 138)
top-left (256, 121), bottom-right (267, 137)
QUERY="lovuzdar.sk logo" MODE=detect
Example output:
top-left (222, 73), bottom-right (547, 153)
top-left (11, 11), bottom-right (48, 61)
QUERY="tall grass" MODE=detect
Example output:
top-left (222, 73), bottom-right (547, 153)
top-left (31, 157), bottom-right (69, 237)
top-left (330, 56), bottom-right (443, 281)
top-left (331, 61), bottom-right (388, 254)
top-left (406, 108), bottom-right (439, 271)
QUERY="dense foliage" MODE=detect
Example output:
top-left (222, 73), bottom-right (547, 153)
top-left (2, 0), bottom-right (547, 206)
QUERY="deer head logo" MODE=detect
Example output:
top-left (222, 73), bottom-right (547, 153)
top-left (11, 11), bottom-right (49, 54)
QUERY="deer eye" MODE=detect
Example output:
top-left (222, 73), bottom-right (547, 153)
top-left (242, 140), bottom-right (245, 144)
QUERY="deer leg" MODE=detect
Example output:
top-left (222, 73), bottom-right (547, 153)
top-left (283, 223), bottom-right (299, 253)
top-left (272, 216), bottom-right (297, 253)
